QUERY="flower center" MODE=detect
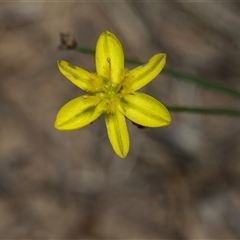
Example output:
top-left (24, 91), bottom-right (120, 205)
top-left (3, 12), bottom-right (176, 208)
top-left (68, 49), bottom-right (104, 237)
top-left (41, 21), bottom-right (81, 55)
top-left (99, 81), bottom-right (122, 113)
top-left (90, 67), bottom-right (132, 113)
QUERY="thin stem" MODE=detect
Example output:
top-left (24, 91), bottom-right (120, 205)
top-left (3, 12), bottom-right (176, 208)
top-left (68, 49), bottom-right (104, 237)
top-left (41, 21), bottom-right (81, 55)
top-left (75, 46), bottom-right (95, 55)
top-left (166, 106), bottom-right (240, 116)
top-left (75, 45), bottom-right (240, 100)
top-left (73, 45), bottom-right (240, 116)
top-left (125, 57), bottom-right (240, 100)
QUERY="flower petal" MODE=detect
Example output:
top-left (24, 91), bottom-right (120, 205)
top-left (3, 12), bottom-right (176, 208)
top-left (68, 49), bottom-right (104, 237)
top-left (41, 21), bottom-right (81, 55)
top-left (95, 31), bottom-right (124, 84)
top-left (54, 95), bottom-right (103, 130)
top-left (105, 111), bottom-right (129, 158)
top-left (58, 61), bottom-right (97, 92)
top-left (120, 92), bottom-right (171, 127)
top-left (128, 53), bottom-right (166, 91)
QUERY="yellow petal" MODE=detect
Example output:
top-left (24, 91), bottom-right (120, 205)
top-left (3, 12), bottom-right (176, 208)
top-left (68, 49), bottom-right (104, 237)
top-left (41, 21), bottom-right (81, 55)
top-left (120, 92), bottom-right (171, 127)
top-left (54, 95), bottom-right (103, 130)
top-left (95, 31), bottom-right (124, 84)
top-left (128, 54), bottom-right (166, 91)
top-left (105, 111), bottom-right (129, 158)
top-left (58, 61), bottom-right (98, 92)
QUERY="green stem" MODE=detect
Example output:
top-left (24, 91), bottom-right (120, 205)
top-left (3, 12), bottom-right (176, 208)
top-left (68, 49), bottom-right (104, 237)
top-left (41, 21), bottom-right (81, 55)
top-left (166, 106), bottom-right (240, 116)
top-left (163, 68), bottom-right (240, 99)
top-left (75, 45), bottom-right (240, 100)
top-left (125, 57), bottom-right (240, 99)
top-left (73, 45), bottom-right (240, 116)
top-left (75, 46), bottom-right (95, 55)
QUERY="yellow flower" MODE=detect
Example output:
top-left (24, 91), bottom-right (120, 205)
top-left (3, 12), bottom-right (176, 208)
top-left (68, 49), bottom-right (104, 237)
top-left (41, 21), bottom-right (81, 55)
top-left (54, 31), bottom-right (171, 158)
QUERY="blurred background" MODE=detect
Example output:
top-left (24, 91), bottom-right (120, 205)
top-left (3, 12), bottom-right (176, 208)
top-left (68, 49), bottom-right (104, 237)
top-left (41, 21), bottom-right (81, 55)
top-left (1, 1), bottom-right (240, 239)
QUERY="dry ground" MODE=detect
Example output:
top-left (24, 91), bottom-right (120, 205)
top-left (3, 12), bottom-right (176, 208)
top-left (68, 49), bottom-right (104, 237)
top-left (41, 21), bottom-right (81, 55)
top-left (0, 1), bottom-right (240, 239)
